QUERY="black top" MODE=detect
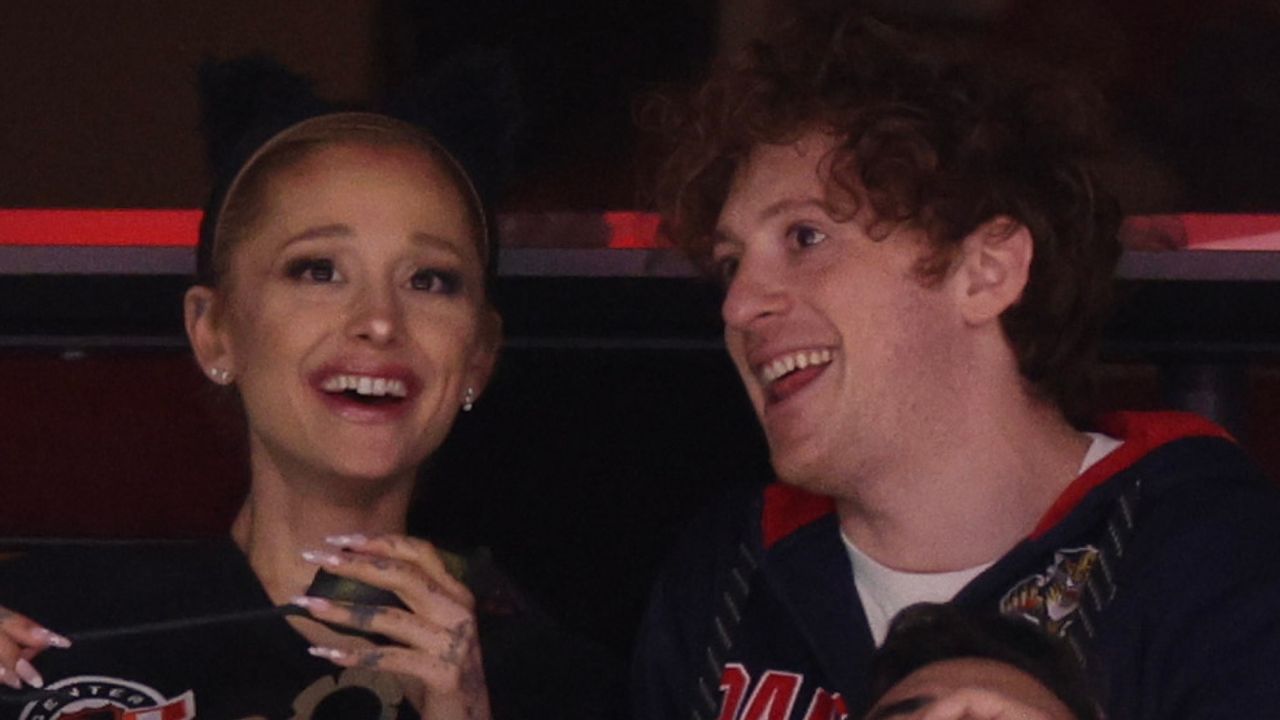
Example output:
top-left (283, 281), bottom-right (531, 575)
top-left (0, 539), bottom-right (621, 720)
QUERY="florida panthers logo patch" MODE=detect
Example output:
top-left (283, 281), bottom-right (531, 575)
top-left (999, 546), bottom-right (1098, 636)
top-left (18, 676), bottom-right (194, 720)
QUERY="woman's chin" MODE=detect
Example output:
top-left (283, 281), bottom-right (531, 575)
top-left (309, 453), bottom-right (421, 493)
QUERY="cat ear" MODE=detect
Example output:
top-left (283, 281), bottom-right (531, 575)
top-left (195, 56), bottom-right (334, 281)
top-left (384, 47), bottom-right (523, 213)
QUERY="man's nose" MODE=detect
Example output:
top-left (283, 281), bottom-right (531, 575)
top-left (721, 255), bottom-right (791, 331)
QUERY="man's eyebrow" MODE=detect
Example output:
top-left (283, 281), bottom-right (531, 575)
top-left (864, 694), bottom-right (934, 720)
top-left (712, 196), bottom-right (839, 246)
top-left (759, 196), bottom-right (837, 222)
top-left (709, 227), bottom-right (737, 249)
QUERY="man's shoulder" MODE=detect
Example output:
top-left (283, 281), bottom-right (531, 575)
top-left (1037, 411), bottom-right (1268, 534)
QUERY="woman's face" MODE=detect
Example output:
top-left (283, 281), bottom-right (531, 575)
top-left (187, 141), bottom-right (497, 488)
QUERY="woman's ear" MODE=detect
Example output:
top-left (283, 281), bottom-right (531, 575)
top-left (954, 216), bottom-right (1033, 326)
top-left (184, 285), bottom-right (234, 382)
top-left (466, 308), bottom-right (503, 399)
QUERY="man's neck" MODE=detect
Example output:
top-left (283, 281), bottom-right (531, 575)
top-left (834, 399), bottom-right (1090, 573)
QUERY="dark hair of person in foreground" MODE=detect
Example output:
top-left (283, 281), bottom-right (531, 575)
top-left (867, 603), bottom-right (1101, 720)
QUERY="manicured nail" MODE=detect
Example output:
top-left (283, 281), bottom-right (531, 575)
top-left (15, 659), bottom-right (43, 689)
top-left (301, 550), bottom-right (343, 567)
top-left (0, 667), bottom-right (20, 690)
top-left (291, 596), bottom-right (333, 611)
top-left (308, 645), bottom-right (348, 660)
top-left (32, 627), bottom-right (72, 649)
top-left (325, 533), bottom-right (368, 548)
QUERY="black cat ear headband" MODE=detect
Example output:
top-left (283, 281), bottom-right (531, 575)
top-left (194, 53), bottom-right (515, 287)
top-left (201, 111), bottom-right (493, 286)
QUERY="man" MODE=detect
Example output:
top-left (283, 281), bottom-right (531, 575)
top-left (632, 8), bottom-right (1280, 720)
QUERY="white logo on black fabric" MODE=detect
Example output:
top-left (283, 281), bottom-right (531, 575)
top-left (18, 676), bottom-right (194, 720)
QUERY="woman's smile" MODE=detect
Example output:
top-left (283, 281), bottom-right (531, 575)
top-left (309, 363), bottom-right (420, 424)
top-left (197, 140), bottom-right (496, 483)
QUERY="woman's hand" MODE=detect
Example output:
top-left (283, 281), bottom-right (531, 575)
top-left (295, 534), bottom-right (489, 720)
top-left (0, 605), bottom-right (70, 690)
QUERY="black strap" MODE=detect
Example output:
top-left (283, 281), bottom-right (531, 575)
top-left (690, 539), bottom-right (760, 720)
top-left (1058, 477), bottom-right (1143, 668)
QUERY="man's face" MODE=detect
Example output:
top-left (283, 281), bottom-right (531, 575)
top-left (712, 131), bottom-right (967, 492)
top-left (865, 657), bottom-right (1079, 720)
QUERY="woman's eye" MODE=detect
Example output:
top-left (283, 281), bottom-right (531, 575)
top-left (285, 258), bottom-right (340, 283)
top-left (790, 225), bottom-right (828, 248)
top-left (410, 269), bottom-right (462, 294)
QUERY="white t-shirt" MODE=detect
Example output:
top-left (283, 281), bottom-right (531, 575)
top-left (842, 432), bottom-right (1123, 645)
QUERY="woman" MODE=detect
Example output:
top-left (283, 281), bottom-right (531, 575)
top-left (0, 113), bottom-right (504, 719)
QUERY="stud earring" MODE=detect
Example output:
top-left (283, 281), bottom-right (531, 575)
top-left (209, 367), bottom-right (232, 385)
top-left (462, 387), bottom-right (476, 412)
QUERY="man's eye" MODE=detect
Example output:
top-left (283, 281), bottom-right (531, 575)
top-left (411, 269), bottom-right (462, 294)
top-left (713, 256), bottom-right (740, 287)
top-left (286, 258), bottom-right (339, 283)
top-left (791, 225), bottom-right (828, 248)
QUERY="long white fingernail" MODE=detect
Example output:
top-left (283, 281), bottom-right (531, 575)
top-left (301, 550), bottom-right (343, 567)
top-left (0, 667), bottom-right (20, 690)
top-left (291, 596), bottom-right (333, 611)
top-left (308, 645), bottom-right (348, 660)
top-left (324, 534), bottom-right (368, 548)
top-left (15, 659), bottom-right (43, 689)
top-left (32, 627), bottom-right (72, 649)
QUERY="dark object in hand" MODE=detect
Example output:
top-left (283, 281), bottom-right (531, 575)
top-left (304, 567), bottom-right (410, 610)
top-left (301, 568), bottom-right (408, 645)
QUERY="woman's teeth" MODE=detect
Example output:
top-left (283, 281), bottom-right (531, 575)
top-left (759, 349), bottom-right (833, 384)
top-left (320, 374), bottom-right (409, 398)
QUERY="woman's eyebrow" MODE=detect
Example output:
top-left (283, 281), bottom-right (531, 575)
top-left (284, 223), bottom-right (354, 245)
top-left (865, 694), bottom-right (934, 720)
top-left (409, 231), bottom-right (467, 255)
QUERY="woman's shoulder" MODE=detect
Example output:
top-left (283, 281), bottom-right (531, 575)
top-left (0, 538), bottom-right (258, 630)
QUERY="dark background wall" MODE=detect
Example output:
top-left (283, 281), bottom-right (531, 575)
top-left (5, 0), bottom-right (1280, 668)
top-left (7, 0), bottom-right (1280, 214)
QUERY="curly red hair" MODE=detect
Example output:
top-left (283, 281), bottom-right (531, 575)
top-left (650, 10), bottom-right (1122, 423)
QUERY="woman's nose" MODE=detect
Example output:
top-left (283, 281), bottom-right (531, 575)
top-left (346, 284), bottom-right (402, 346)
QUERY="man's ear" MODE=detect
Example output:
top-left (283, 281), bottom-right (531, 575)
top-left (184, 285), bottom-right (234, 380)
top-left (954, 216), bottom-right (1032, 326)
top-left (466, 308), bottom-right (504, 399)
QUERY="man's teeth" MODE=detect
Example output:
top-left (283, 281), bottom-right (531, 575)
top-left (320, 374), bottom-right (408, 398)
top-left (760, 349), bottom-right (833, 384)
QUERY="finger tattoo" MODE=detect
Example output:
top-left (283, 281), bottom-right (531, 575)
top-left (358, 650), bottom-right (385, 669)
top-left (460, 662), bottom-right (484, 693)
top-left (349, 604), bottom-right (385, 630)
top-left (441, 620), bottom-right (474, 664)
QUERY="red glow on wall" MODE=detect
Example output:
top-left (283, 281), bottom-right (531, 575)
top-left (0, 209), bottom-right (200, 247)
top-left (5, 209), bottom-right (1280, 252)
top-left (603, 211), bottom-right (668, 249)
